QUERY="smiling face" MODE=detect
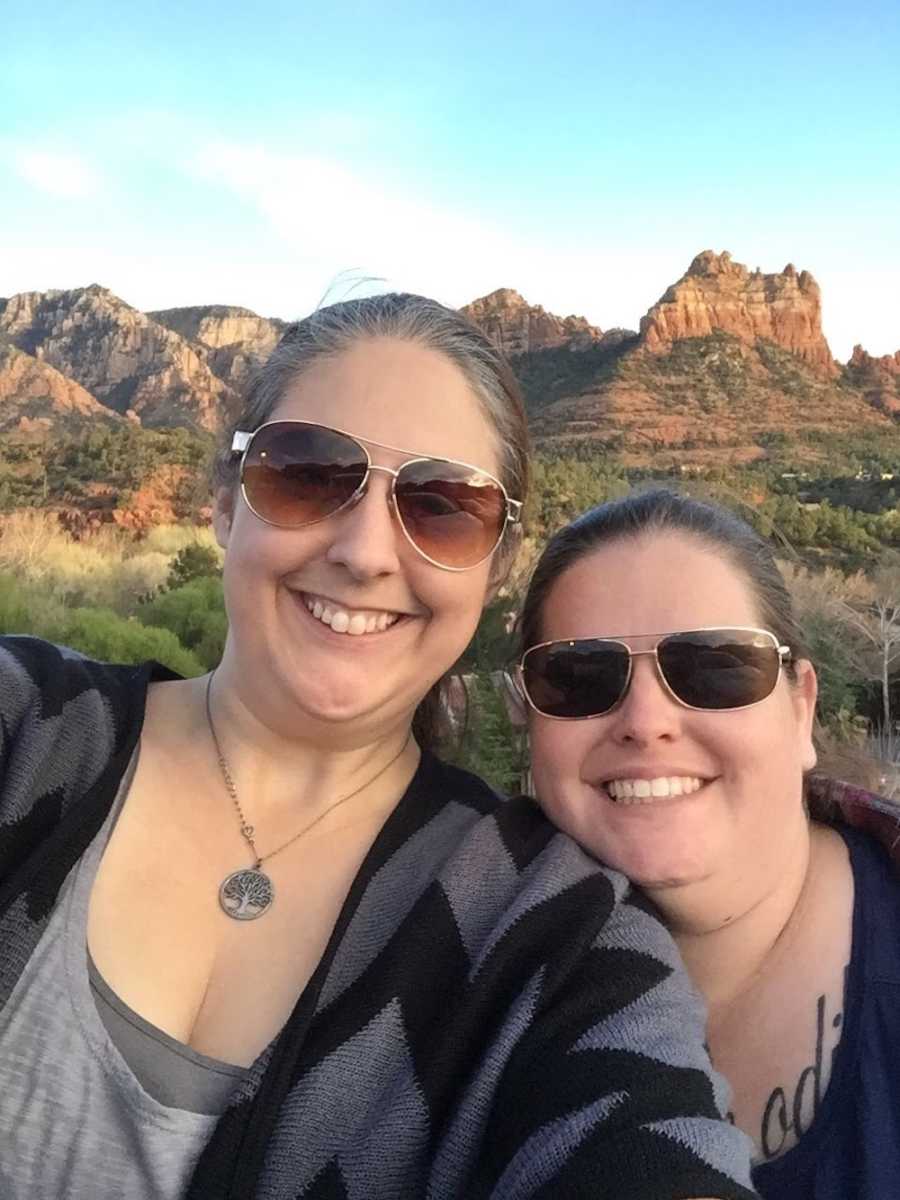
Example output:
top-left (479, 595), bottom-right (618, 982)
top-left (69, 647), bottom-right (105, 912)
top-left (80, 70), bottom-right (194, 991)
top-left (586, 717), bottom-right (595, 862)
top-left (527, 532), bottom-right (818, 901)
top-left (214, 336), bottom-right (503, 741)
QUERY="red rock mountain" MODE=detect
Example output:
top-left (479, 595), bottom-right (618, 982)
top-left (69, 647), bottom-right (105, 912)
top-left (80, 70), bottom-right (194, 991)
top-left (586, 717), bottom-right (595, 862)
top-left (0, 257), bottom-right (895, 467)
top-left (847, 345), bottom-right (900, 415)
top-left (0, 286), bottom-right (236, 430)
top-left (639, 251), bottom-right (838, 377)
top-left (148, 305), bottom-right (287, 395)
top-left (0, 342), bottom-right (121, 433)
top-left (461, 288), bottom-right (605, 356)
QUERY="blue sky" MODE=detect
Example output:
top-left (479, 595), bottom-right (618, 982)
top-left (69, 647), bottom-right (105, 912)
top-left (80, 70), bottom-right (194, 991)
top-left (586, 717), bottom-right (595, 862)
top-left (2, 0), bottom-right (898, 359)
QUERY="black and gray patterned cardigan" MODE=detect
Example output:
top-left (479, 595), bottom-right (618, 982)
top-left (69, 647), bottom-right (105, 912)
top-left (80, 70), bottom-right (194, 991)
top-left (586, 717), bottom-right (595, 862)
top-left (0, 636), bottom-right (756, 1199)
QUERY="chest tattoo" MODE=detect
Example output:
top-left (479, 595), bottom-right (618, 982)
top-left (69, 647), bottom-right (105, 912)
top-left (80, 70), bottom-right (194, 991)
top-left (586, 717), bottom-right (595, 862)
top-left (753, 982), bottom-right (845, 1160)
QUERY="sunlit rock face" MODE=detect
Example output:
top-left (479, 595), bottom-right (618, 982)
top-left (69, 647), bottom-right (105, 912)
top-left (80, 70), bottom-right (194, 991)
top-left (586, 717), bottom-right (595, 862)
top-left (0, 342), bottom-right (120, 432)
top-left (639, 251), bottom-right (838, 378)
top-left (148, 304), bottom-right (287, 396)
top-left (0, 286), bottom-right (237, 430)
top-left (847, 344), bottom-right (900, 415)
top-left (462, 288), bottom-right (604, 356)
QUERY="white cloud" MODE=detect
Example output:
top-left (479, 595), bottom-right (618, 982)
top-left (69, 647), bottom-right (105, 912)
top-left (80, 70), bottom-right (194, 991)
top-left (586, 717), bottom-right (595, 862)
top-left (189, 141), bottom-right (562, 305)
top-left (3, 135), bottom-right (896, 362)
top-left (13, 149), bottom-right (101, 199)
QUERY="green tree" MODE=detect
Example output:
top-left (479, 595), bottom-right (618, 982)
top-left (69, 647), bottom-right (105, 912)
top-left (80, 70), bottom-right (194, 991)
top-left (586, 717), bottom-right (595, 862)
top-left (0, 573), bottom-right (31, 633)
top-left (459, 599), bottom-right (516, 674)
top-left (44, 606), bottom-right (204, 676)
top-left (165, 543), bottom-right (222, 591)
top-left (453, 673), bottom-right (524, 795)
top-left (137, 576), bottom-right (227, 668)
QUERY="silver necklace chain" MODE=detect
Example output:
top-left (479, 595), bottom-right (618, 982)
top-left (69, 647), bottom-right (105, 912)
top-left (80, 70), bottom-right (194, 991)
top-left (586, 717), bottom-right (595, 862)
top-left (204, 671), bottom-right (410, 919)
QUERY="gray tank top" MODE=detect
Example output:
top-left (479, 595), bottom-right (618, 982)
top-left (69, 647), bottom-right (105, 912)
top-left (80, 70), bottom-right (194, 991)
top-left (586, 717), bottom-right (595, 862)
top-left (0, 750), bottom-right (248, 1198)
top-left (88, 951), bottom-right (247, 1112)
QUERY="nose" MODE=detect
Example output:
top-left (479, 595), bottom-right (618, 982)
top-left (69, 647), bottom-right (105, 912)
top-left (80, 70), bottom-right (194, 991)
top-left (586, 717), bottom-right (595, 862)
top-left (608, 653), bottom-right (683, 745)
top-left (325, 469), bottom-right (403, 580)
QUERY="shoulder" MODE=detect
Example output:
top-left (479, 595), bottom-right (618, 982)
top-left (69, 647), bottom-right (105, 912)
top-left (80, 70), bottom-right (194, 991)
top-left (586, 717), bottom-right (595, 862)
top-left (437, 771), bottom-right (682, 970)
top-left (0, 634), bottom-right (158, 746)
top-left (398, 759), bottom-right (684, 988)
top-left (832, 816), bottom-right (900, 898)
top-left (0, 635), bottom-right (174, 829)
top-left (443, 796), bottom-right (755, 1194)
top-left (810, 774), bottom-right (900, 863)
top-left (1, 632), bottom-right (154, 696)
top-left (831, 819), bottom-right (900, 980)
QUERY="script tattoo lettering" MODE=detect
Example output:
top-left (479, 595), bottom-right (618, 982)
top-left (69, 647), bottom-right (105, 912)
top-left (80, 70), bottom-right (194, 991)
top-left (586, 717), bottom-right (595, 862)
top-left (759, 989), bottom-right (842, 1159)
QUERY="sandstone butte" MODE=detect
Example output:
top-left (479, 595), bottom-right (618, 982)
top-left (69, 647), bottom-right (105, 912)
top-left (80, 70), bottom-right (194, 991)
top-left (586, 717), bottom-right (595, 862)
top-left (848, 344), bottom-right (900, 415)
top-left (460, 288), bottom-right (605, 356)
top-left (639, 250), bottom-right (839, 378)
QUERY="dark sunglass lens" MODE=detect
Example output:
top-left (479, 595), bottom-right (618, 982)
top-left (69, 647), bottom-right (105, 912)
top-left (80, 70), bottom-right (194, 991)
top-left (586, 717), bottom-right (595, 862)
top-left (242, 423), bottom-right (367, 526)
top-left (394, 462), bottom-right (505, 568)
top-left (523, 641), bottom-right (630, 718)
top-left (658, 630), bottom-right (780, 709)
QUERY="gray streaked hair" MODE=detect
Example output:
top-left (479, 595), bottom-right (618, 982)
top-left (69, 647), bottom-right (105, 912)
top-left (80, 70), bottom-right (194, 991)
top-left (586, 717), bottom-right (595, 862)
top-left (214, 292), bottom-right (530, 509)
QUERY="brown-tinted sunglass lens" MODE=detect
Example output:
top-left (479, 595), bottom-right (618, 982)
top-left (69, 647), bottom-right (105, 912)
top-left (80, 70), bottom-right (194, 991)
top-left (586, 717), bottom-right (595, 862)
top-left (523, 640), bottom-right (630, 718)
top-left (657, 630), bottom-right (780, 709)
top-left (241, 423), bottom-right (368, 527)
top-left (394, 461), bottom-right (506, 568)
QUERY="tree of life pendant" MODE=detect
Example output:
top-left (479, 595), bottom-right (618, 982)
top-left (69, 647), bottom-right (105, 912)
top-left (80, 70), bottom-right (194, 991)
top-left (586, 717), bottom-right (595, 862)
top-left (219, 868), bottom-right (274, 920)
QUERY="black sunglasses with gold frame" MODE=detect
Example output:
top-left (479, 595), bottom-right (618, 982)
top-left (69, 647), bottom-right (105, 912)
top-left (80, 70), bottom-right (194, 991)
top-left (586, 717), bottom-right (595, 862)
top-left (518, 626), bottom-right (792, 720)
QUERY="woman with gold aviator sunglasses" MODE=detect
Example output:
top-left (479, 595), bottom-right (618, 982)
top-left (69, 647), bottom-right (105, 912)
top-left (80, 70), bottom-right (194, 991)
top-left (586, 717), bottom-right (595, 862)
top-left (519, 487), bottom-right (900, 1200)
top-left (0, 298), bottom-right (752, 1199)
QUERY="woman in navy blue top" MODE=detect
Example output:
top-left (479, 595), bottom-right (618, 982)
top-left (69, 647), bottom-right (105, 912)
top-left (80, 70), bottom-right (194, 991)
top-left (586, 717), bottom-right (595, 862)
top-left (516, 487), bottom-right (899, 1200)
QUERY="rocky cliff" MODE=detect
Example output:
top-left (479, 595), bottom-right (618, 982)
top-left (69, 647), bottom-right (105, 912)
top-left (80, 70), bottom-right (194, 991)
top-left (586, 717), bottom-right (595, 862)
top-left (0, 286), bottom-right (236, 430)
top-left (0, 260), bottom-right (895, 475)
top-left (847, 345), bottom-right (900, 415)
top-left (149, 304), bottom-right (287, 394)
top-left (462, 288), bottom-right (605, 356)
top-left (639, 251), bottom-right (838, 377)
top-left (0, 342), bottom-right (121, 433)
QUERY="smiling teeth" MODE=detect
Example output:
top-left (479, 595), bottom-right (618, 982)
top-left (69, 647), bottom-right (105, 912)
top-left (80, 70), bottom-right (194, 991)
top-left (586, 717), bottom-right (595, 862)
top-left (606, 777), bottom-right (704, 804)
top-left (304, 595), bottom-right (399, 636)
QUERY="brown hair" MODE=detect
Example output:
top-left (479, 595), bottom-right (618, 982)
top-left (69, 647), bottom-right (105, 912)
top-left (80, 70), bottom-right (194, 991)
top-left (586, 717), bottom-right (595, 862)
top-left (519, 488), bottom-right (810, 669)
top-left (216, 292), bottom-right (531, 751)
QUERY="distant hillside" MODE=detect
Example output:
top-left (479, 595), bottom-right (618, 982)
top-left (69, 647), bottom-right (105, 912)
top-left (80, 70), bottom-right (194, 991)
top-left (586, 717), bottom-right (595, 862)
top-left (460, 288), bottom-right (610, 356)
top-left (478, 252), bottom-right (897, 468)
top-left (0, 252), bottom-right (896, 474)
top-left (516, 331), bottom-right (895, 468)
top-left (845, 345), bottom-right (900, 417)
top-left (0, 340), bottom-right (122, 433)
top-left (0, 286), bottom-right (235, 430)
top-left (148, 304), bottom-right (287, 395)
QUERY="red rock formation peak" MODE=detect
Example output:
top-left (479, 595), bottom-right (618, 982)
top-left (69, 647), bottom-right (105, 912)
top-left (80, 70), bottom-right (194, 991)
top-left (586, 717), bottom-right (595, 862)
top-left (461, 288), bottom-right (603, 356)
top-left (639, 250), bottom-right (838, 377)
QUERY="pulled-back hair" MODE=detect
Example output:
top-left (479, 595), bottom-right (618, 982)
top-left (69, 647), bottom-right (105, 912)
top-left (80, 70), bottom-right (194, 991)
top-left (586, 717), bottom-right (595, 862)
top-left (519, 488), bottom-right (811, 672)
top-left (214, 292), bottom-right (531, 752)
top-left (214, 292), bottom-right (529, 516)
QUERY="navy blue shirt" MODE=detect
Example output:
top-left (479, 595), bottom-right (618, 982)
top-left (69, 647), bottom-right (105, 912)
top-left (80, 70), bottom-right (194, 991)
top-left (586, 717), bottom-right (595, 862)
top-left (753, 824), bottom-right (900, 1199)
